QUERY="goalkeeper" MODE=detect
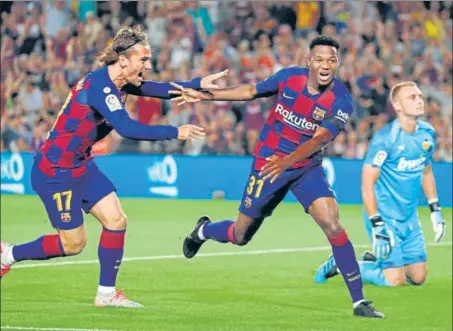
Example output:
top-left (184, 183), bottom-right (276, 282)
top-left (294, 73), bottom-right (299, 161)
top-left (314, 81), bottom-right (446, 286)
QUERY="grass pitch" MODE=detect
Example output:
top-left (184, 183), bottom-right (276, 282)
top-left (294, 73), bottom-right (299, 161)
top-left (1, 196), bottom-right (451, 331)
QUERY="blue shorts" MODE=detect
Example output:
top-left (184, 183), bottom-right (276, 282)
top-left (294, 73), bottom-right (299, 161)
top-left (239, 162), bottom-right (336, 219)
top-left (363, 211), bottom-right (427, 269)
top-left (31, 159), bottom-right (116, 230)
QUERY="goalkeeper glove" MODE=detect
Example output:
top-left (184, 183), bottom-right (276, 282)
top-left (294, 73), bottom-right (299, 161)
top-left (429, 200), bottom-right (446, 243)
top-left (370, 215), bottom-right (393, 260)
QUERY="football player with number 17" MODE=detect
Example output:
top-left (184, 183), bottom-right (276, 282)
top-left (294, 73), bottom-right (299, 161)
top-left (0, 26), bottom-right (228, 308)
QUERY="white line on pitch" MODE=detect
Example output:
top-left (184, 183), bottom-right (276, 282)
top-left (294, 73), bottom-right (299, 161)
top-left (1, 326), bottom-right (128, 331)
top-left (12, 241), bottom-right (452, 269)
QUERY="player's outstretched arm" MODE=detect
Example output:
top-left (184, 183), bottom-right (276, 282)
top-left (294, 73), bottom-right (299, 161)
top-left (122, 70), bottom-right (229, 99)
top-left (89, 91), bottom-right (204, 142)
top-left (176, 124), bottom-right (205, 140)
top-left (422, 163), bottom-right (446, 242)
top-left (169, 82), bottom-right (259, 104)
top-left (168, 68), bottom-right (287, 104)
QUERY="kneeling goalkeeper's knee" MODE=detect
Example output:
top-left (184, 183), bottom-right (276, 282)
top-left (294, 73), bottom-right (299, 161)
top-left (407, 276), bottom-right (425, 286)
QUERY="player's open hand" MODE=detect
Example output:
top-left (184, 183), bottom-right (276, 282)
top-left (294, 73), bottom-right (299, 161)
top-left (200, 69), bottom-right (229, 89)
top-left (169, 83), bottom-right (210, 106)
top-left (177, 124), bottom-right (205, 141)
top-left (259, 155), bottom-right (293, 183)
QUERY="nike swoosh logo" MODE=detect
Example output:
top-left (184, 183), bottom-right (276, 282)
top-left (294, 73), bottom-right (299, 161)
top-left (346, 271), bottom-right (358, 277)
top-left (283, 93), bottom-right (295, 99)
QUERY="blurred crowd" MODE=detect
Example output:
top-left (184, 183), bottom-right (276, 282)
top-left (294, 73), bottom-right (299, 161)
top-left (1, 1), bottom-right (452, 161)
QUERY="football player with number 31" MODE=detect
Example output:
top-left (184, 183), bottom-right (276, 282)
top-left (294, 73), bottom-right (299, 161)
top-left (171, 36), bottom-right (384, 318)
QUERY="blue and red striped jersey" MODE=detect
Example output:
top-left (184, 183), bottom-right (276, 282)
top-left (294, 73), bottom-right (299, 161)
top-left (254, 67), bottom-right (353, 170)
top-left (36, 66), bottom-right (201, 177)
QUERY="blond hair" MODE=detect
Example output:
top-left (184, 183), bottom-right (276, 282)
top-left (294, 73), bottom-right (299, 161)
top-left (98, 26), bottom-right (149, 66)
top-left (389, 81), bottom-right (418, 103)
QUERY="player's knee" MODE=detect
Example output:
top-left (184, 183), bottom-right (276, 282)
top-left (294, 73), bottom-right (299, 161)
top-left (314, 213), bottom-right (342, 237)
top-left (232, 227), bottom-right (253, 246)
top-left (106, 212), bottom-right (128, 230)
top-left (116, 212), bottom-right (128, 229)
top-left (235, 236), bottom-right (250, 246)
top-left (232, 230), bottom-right (250, 246)
top-left (407, 273), bottom-right (427, 286)
top-left (61, 236), bottom-right (87, 255)
top-left (322, 220), bottom-right (343, 238)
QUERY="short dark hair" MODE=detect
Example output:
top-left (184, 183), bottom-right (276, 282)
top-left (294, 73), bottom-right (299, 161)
top-left (309, 36), bottom-right (340, 51)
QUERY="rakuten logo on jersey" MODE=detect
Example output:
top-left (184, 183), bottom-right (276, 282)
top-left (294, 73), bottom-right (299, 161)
top-left (275, 104), bottom-right (319, 131)
top-left (396, 156), bottom-right (426, 171)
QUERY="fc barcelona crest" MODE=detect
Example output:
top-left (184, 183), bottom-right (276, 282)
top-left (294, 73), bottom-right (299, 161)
top-left (60, 212), bottom-right (71, 223)
top-left (313, 107), bottom-right (326, 121)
